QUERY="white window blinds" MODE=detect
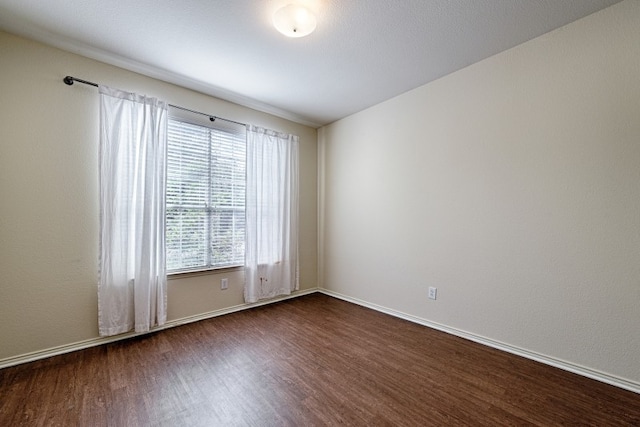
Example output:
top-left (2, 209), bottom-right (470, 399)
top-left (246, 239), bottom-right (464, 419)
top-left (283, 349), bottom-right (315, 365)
top-left (166, 111), bottom-right (246, 272)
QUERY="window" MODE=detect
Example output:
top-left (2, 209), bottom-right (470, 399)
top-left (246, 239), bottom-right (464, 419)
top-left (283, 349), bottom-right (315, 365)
top-left (166, 110), bottom-right (246, 273)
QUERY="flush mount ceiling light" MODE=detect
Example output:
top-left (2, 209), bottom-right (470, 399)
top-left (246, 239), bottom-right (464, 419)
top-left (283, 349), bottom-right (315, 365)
top-left (273, 4), bottom-right (317, 38)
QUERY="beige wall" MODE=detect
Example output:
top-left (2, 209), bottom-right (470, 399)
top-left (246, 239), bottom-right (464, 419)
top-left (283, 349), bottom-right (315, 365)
top-left (319, 0), bottom-right (640, 385)
top-left (0, 31), bottom-right (317, 361)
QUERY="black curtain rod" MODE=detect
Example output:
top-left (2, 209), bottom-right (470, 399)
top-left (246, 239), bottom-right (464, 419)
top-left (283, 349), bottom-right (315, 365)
top-left (63, 75), bottom-right (246, 127)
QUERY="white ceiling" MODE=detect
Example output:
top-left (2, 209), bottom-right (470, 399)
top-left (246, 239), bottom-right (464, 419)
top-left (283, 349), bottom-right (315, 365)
top-left (0, 0), bottom-right (622, 127)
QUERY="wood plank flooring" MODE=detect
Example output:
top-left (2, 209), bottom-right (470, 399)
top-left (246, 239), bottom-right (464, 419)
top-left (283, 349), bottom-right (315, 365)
top-left (1, 293), bottom-right (639, 426)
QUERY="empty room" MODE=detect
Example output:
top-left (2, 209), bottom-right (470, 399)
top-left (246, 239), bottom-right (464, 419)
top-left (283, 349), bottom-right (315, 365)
top-left (1, 0), bottom-right (639, 425)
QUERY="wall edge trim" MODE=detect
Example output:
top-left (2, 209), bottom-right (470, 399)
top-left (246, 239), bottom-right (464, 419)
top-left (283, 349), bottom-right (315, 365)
top-left (319, 289), bottom-right (640, 395)
top-left (0, 287), bottom-right (318, 370)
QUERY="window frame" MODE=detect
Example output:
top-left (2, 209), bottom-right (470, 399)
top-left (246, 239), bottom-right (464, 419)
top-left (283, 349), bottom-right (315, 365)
top-left (165, 108), bottom-right (247, 275)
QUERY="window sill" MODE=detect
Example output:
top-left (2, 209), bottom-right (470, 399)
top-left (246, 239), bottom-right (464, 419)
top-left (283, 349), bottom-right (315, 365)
top-left (167, 265), bottom-right (244, 280)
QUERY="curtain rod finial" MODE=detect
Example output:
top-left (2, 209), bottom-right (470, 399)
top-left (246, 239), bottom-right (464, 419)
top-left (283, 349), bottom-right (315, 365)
top-left (63, 76), bottom-right (74, 85)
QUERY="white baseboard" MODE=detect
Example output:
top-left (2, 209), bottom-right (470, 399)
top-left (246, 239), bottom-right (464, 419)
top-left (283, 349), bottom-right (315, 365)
top-left (0, 287), bottom-right (318, 370)
top-left (4, 286), bottom-right (638, 395)
top-left (319, 289), bottom-right (640, 395)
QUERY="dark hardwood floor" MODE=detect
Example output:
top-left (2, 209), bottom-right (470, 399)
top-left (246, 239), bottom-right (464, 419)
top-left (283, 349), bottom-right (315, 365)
top-left (1, 293), bottom-right (639, 426)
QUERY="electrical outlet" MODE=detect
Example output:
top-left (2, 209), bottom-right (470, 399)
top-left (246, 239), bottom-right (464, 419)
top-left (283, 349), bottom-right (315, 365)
top-left (428, 287), bottom-right (437, 300)
top-left (221, 278), bottom-right (229, 290)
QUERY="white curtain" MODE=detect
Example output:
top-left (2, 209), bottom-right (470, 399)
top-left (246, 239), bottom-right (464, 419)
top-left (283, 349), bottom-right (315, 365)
top-left (98, 86), bottom-right (168, 336)
top-left (244, 125), bottom-right (299, 303)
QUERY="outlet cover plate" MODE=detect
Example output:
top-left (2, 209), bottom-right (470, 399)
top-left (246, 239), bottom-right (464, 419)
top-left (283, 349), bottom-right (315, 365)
top-left (428, 287), bottom-right (437, 300)
top-left (221, 278), bottom-right (229, 290)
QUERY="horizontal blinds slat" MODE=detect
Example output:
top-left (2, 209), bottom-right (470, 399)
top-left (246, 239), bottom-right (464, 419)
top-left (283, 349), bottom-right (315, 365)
top-left (209, 208), bottom-right (245, 266)
top-left (166, 208), bottom-right (207, 271)
top-left (166, 119), bottom-right (246, 271)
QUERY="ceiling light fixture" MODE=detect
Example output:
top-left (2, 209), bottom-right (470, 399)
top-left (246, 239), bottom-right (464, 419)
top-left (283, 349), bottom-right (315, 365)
top-left (273, 4), bottom-right (317, 38)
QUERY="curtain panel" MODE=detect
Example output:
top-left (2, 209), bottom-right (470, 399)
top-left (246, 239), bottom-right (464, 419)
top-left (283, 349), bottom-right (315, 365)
top-left (244, 125), bottom-right (299, 303)
top-left (98, 86), bottom-right (168, 336)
